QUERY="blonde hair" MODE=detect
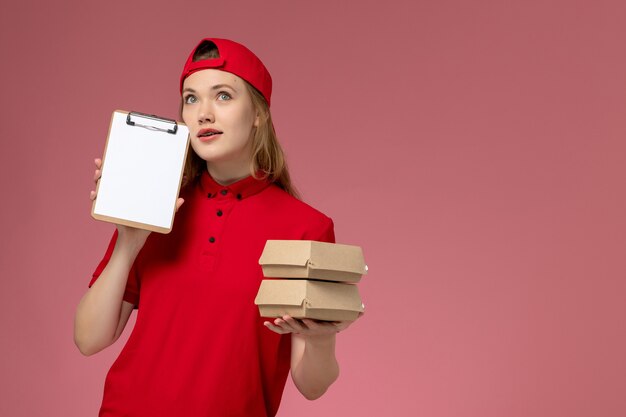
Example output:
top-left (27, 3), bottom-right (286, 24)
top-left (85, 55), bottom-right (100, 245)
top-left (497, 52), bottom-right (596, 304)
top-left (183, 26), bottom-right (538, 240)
top-left (180, 41), bottom-right (300, 199)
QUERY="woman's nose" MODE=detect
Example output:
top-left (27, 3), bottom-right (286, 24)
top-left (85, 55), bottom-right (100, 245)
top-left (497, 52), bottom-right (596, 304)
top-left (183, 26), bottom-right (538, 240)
top-left (198, 104), bottom-right (215, 124)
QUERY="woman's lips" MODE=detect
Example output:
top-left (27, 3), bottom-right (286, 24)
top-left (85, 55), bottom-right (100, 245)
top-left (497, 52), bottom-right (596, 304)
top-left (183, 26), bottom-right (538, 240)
top-left (197, 128), bottom-right (223, 142)
top-left (198, 133), bottom-right (222, 142)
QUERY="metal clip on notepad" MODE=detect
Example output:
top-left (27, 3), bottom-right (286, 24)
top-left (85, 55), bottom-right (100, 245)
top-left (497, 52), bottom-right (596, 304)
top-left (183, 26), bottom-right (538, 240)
top-left (126, 111), bottom-right (178, 134)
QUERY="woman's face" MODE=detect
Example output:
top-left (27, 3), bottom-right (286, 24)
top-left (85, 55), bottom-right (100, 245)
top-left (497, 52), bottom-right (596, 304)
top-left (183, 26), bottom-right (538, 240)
top-left (182, 69), bottom-right (259, 169)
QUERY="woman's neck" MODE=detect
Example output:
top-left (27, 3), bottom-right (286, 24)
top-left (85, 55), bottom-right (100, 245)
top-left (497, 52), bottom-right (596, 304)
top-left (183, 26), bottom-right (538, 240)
top-left (206, 161), bottom-right (251, 186)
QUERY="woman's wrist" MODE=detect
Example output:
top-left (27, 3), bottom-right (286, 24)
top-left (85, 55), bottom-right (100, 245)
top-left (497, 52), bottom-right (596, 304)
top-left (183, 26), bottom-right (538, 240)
top-left (303, 332), bottom-right (336, 348)
top-left (114, 229), bottom-right (147, 258)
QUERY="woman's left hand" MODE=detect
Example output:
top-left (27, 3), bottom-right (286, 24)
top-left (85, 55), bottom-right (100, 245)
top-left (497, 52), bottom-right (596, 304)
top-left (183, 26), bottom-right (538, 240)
top-left (263, 312), bottom-right (363, 338)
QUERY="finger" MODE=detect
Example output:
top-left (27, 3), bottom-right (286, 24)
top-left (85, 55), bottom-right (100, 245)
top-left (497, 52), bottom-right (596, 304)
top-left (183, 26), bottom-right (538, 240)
top-left (94, 158), bottom-right (102, 168)
top-left (274, 318), bottom-right (297, 334)
top-left (175, 198), bottom-right (185, 212)
top-left (306, 318), bottom-right (339, 327)
top-left (93, 169), bottom-right (101, 183)
top-left (90, 190), bottom-right (96, 200)
top-left (302, 319), bottom-right (338, 333)
top-left (301, 318), bottom-right (322, 331)
top-left (264, 321), bottom-right (288, 334)
top-left (283, 316), bottom-right (306, 333)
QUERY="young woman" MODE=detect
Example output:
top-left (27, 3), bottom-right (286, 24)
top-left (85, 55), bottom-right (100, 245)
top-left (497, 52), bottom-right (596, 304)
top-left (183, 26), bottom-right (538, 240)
top-left (74, 38), bottom-right (362, 417)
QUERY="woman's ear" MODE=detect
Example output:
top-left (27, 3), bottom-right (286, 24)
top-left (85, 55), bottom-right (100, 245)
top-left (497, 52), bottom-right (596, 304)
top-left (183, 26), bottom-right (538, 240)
top-left (254, 111), bottom-right (260, 128)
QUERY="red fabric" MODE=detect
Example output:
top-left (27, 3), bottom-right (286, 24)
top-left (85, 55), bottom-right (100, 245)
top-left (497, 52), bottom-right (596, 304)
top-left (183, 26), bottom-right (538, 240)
top-left (89, 171), bottom-right (335, 417)
top-left (180, 38), bottom-right (273, 106)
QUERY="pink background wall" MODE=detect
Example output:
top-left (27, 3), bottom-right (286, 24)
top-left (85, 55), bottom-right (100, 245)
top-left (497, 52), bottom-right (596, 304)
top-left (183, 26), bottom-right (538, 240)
top-left (1, 0), bottom-right (625, 416)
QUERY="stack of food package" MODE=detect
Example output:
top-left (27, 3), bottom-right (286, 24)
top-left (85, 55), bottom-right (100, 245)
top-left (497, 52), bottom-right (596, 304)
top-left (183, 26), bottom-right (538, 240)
top-left (254, 240), bottom-right (367, 321)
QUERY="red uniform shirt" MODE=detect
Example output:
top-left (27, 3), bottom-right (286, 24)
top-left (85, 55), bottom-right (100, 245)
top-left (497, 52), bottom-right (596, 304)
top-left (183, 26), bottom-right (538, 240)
top-left (89, 171), bottom-right (335, 417)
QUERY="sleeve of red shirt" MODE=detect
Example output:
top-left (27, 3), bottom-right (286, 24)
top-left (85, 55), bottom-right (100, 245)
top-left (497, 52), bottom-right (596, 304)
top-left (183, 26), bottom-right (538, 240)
top-left (88, 229), bottom-right (140, 308)
top-left (303, 215), bottom-right (336, 244)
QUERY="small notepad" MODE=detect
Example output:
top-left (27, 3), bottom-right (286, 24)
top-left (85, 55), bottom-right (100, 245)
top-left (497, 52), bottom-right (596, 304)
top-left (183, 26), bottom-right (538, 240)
top-left (91, 110), bottom-right (190, 233)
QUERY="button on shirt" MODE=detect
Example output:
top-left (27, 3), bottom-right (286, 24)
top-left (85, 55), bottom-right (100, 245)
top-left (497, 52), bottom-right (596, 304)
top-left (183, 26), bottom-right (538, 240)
top-left (89, 170), bottom-right (335, 417)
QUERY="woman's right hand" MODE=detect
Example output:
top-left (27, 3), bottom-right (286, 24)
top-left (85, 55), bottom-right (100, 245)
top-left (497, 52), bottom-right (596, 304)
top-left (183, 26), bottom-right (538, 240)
top-left (89, 158), bottom-right (184, 251)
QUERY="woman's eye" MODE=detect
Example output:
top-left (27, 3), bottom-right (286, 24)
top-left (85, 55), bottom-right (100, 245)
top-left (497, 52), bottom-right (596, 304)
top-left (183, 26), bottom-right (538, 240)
top-left (184, 95), bottom-right (197, 104)
top-left (217, 92), bottom-right (232, 101)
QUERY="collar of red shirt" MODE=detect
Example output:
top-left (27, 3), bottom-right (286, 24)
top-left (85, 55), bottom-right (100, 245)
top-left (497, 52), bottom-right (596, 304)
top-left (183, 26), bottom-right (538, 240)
top-left (199, 169), bottom-right (272, 200)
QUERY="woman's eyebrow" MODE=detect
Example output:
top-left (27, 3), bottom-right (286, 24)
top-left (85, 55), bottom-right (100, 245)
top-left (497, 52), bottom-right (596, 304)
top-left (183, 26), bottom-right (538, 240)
top-left (182, 84), bottom-right (237, 94)
top-left (211, 84), bottom-right (236, 92)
